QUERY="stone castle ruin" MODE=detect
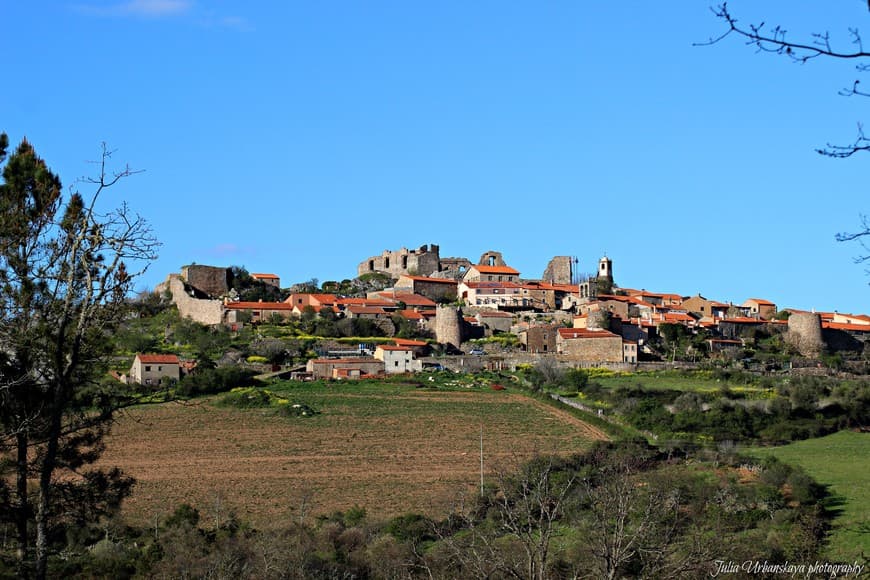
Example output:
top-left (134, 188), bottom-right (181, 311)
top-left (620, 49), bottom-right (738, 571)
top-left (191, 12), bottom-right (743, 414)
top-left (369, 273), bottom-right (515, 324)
top-left (156, 266), bottom-right (228, 326)
top-left (358, 244), bottom-right (474, 280)
top-left (542, 256), bottom-right (575, 285)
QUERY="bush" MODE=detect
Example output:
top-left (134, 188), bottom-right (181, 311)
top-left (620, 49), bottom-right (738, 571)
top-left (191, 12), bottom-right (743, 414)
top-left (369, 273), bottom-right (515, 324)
top-left (176, 367), bottom-right (260, 397)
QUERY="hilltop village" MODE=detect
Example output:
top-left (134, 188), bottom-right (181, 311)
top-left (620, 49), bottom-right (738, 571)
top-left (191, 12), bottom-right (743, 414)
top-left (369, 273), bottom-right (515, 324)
top-left (141, 243), bottom-right (870, 383)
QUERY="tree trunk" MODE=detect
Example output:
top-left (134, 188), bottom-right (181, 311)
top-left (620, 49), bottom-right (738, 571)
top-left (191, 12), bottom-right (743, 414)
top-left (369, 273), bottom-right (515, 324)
top-left (34, 410), bottom-right (61, 580)
top-left (15, 432), bottom-right (29, 578)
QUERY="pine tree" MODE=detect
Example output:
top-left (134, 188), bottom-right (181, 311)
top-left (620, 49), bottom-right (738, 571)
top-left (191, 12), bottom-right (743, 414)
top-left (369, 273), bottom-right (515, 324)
top-left (0, 135), bottom-right (158, 578)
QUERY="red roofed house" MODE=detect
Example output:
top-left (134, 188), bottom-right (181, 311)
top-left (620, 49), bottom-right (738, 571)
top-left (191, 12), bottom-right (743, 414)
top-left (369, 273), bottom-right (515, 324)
top-left (742, 298), bottom-right (777, 320)
top-left (374, 345), bottom-right (423, 374)
top-left (129, 353), bottom-right (180, 386)
top-left (459, 281), bottom-right (527, 309)
top-left (374, 291), bottom-right (437, 309)
top-left (832, 312), bottom-right (870, 326)
top-left (394, 275), bottom-right (458, 302)
top-left (345, 305), bottom-right (388, 319)
top-left (250, 273), bottom-right (280, 288)
top-left (284, 293), bottom-right (339, 311)
top-left (224, 300), bottom-right (296, 324)
top-left (462, 264), bottom-right (520, 284)
top-left (556, 328), bottom-right (623, 363)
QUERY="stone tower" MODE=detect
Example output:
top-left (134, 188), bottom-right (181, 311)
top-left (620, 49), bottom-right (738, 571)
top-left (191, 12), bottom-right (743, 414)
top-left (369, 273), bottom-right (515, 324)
top-left (598, 255), bottom-right (613, 282)
top-left (542, 256), bottom-right (574, 285)
top-left (786, 312), bottom-right (826, 357)
top-left (435, 305), bottom-right (462, 349)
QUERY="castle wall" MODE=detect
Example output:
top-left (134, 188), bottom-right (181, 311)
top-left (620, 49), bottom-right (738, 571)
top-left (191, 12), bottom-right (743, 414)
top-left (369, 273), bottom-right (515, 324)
top-left (165, 275), bottom-right (225, 326)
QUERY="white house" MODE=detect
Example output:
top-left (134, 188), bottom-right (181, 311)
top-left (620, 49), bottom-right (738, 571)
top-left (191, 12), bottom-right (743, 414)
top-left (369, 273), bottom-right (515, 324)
top-left (129, 353), bottom-right (181, 385)
top-left (374, 345), bottom-right (422, 374)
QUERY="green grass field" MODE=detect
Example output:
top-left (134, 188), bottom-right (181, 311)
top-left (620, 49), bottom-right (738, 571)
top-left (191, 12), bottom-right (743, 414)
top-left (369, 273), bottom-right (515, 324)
top-left (747, 430), bottom-right (870, 561)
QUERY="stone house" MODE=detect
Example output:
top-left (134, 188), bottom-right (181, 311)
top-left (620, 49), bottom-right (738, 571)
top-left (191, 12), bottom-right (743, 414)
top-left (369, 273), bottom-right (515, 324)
top-left (623, 289), bottom-right (685, 307)
top-left (306, 358), bottom-right (385, 380)
top-left (521, 282), bottom-right (578, 311)
top-left (251, 273), bottom-right (281, 288)
top-left (462, 265), bottom-right (520, 284)
top-left (742, 298), bottom-right (777, 320)
top-left (129, 353), bottom-right (180, 386)
top-left (680, 294), bottom-right (733, 320)
top-left (374, 345), bottom-right (422, 374)
top-left (556, 328), bottom-right (623, 363)
top-left (459, 281), bottom-right (528, 309)
top-left (518, 324), bottom-right (559, 354)
top-left (476, 310), bottom-right (513, 334)
top-left (394, 275), bottom-right (458, 302)
top-left (345, 305), bottom-right (389, 319)
top-left (622, 340), bottom-right (638, 364)
top-left (372, 291), bottom-right (437, 310)
top-left (284, 293), bottom-right (339, 312)
top-left (224, 300), bottom-right (296, 324)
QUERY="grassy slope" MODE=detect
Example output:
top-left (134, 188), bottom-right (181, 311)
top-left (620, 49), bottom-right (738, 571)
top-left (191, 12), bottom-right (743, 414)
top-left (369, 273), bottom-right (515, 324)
top-left (748, 430), bottom-right (870, 561)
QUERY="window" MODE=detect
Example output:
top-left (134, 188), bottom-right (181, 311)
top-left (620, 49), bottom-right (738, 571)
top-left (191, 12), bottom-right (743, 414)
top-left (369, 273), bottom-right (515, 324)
top-left (145, 365), bottom-right (151, 372)
top-left (158, 366), bottom-right (162, 371)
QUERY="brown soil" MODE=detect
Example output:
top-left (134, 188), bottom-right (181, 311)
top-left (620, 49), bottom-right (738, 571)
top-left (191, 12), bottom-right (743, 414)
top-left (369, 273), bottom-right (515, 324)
top-left (100, 390), bottom-right (608, 529)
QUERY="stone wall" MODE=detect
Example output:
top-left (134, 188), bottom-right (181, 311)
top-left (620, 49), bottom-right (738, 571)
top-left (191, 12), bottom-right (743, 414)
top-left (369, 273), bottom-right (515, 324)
top-left (558, 335), bottom-right (624, 363)
top-left (164, 274), bottom-right (225, 326)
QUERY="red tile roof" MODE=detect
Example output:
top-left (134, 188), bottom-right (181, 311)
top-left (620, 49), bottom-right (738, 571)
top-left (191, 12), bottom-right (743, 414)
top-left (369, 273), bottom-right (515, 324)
top-left (398, 275), bottom-right (458, 285)
top-left (719, 317), bottom-right (765, 324)
top-left (137, 354), bottom-right (180, 364)
top-left (463, 281), bottom-right (522, 289)
top-left (471, 265), bottom-right (520, 275)
top-left (338, 298), bottom-right (396, 307)
top-left (558, 328), bottom-right (619, 339)
top-left (346, 305), bottom-right (388, 315)
top-left (746, 298), bottom-right (775, 306)
top-left (823, 322), bottom-right (870, 332)
top-left (226, 301), bottom-right (295, 310)
top-left (398, 309), bottom-right (425, 320)
top-left (393, 338), bottom-right (428, 346)
top-left (377, 292), bottom-right (437, 307)
top-left (251, 273), bottom-right (279, 279)
top-left (478, 311), bottom-right (513, 318)
top-left (377, 345), bottom-right (414, 351)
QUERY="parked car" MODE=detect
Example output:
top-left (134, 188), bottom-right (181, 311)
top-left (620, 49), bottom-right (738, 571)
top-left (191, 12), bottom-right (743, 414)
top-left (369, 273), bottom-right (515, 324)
top-left (469, 348), bottom-right (486, 356)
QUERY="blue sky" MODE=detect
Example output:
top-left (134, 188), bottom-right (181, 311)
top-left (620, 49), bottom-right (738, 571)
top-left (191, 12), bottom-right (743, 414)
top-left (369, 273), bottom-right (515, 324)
top-left (2, 1), bottom-right (868, 314)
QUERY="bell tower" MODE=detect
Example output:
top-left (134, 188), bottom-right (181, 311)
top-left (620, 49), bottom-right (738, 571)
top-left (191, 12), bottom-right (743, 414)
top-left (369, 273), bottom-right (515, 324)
top-left (598, 255), bottom-right (613, 281)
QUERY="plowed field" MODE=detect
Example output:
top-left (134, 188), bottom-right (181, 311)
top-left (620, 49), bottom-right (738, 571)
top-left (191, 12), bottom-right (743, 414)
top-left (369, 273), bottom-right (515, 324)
top-left (101, 386), bottom-right (608, 529)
